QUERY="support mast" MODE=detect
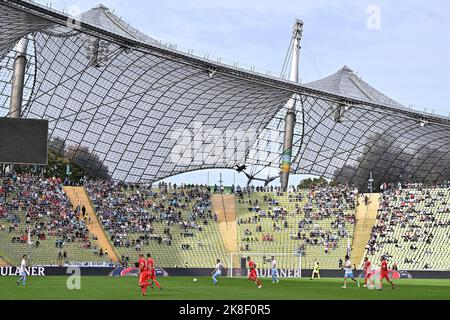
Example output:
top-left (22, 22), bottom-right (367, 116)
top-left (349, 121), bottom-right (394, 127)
top-left (9, 37), bottom-right (29, 118)
top-left (280, 20), bottom-right (303, 192)
top-left (6, 37), bottom-right (29, 174)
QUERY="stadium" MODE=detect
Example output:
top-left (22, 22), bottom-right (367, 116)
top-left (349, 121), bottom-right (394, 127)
top-left (0, 0), bottom-right (449, 303)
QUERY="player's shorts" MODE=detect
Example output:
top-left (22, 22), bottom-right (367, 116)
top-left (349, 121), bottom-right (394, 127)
top-left (149, 271), bottom-right (156, 280)
top-left (248, 270), bottom-right (257, 281)
top-left (380, 273), bottom-right (390, 280)
top-left (21, 271), bottom-right (27, 277)
top-left (344, 270), bottom-right (354, 278)
top-left (364, 272), bottom-right (372, 279)
top-left (271, 268), bottom-right (278, 276)
top-left (139, 271), bottom-right (150, 284)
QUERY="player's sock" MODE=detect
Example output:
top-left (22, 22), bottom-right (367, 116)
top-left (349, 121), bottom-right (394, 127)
top-left (140, 285), bottom-right (147, 296)
top-left (153, 279), bottom-right (161, 289)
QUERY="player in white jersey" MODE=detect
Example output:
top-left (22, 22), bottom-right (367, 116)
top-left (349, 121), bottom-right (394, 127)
top-left (17, 254), bottom-right (27, 286)
top-left (271, 256), bottom-right (279, 284)
top-left (211, 259), bottom-right (224, 285)
top-left (341, 255), bottom-right (360, 288)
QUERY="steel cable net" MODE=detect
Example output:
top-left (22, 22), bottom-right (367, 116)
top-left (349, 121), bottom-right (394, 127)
top-left (0, 0), bottom-right (449, 187)
top-left (28, 31), bottom-right (292, 181)
top-left (297, 96), bottom-right (450, 186)
top-left (295, 65), bottom-right (450, 187)
top-left (0, 43), bottom-right (36, 116)
top-left (0, 1), bottom-right (292, 182)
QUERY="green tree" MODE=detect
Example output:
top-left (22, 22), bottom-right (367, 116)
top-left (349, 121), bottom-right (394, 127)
top-left (298, 177), bottom-right (329, 189)
top-left (65, 145), bottom-right (110, 180)
top-left (14, 137), bottom-right (111, 181)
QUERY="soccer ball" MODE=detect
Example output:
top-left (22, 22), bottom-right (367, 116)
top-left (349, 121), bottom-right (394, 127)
top-left (367, 279), bottom-right (376, 290)
top-left (193, 278), bottom-right (197, 282)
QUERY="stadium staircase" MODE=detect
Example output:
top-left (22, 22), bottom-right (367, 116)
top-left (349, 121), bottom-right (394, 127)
top-left (352, 193), bottom-right (380, 268)
top-left (0, 257), bottom-right (9, 266)
top-left (211, 194), bottom-right (239, 267)
top-left (63, 186), bottom-right (119, 263)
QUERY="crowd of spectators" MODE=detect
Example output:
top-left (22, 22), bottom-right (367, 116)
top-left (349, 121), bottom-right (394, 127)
top-left (365, 183), bottom-right (450, 269)
top-left (237, 184), bottom-right (357, 255)
top-left (0, 174), bottom-right (107, 264)
top-left (85, 180), bottom-right (215, 253)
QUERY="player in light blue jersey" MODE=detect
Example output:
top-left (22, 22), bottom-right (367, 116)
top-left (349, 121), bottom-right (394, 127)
top-left (211, 259), bottom-right (224, 285)
top-left (341, 255), bottom-right (360, 288)
top-left (271, 256), bottom-right (279, 284)
top-left (17, 254), bottom-right (27, 286)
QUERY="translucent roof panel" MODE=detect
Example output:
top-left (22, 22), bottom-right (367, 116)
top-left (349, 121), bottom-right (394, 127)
top-left (78, 4), bottom-right (158, 44)
top-left (24, 30), bottom-right (291, 182)
top-left (305, 65), bottom-right (404, 107)
top-left (0, 0), bottom-right (449, 187)
top-left (294, 95), bottom-right (450, 187)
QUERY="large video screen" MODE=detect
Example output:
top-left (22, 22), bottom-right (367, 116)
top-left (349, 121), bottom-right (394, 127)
top-left (0, 118), bottom-right (48, 165)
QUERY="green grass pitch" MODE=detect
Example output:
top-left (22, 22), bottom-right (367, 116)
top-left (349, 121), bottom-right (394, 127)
top-left (1, 277), bottom-right (449, 300)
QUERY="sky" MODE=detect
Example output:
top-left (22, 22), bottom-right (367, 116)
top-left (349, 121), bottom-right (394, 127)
top-left (35, 0), bottom-right (450, 186)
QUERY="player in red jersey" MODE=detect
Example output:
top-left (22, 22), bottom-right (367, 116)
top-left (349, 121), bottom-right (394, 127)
top-left (247, 256), bottom-right (263, 289)
top-left (138, 254), bottom-right (150, 296)
top-left (147, 253), bottom-right (162, 291)
top-left (378, 256), bottom-right (395, 290)
top-left (363, 257), bottom-right (372, 287)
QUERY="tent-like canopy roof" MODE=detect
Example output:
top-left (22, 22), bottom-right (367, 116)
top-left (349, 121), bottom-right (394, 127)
top-left (1, 0), bottom-right (449, 187)
top-left (306, 65), bottom-right (404, 108)
top-left (78, 4), bottom-right (157, 44)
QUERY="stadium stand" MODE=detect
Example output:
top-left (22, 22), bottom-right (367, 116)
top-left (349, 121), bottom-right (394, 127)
top-left (234, 185), bottom-right (357, 269)
top-left (0, 175), bottom-right (112, 266)
top-left (85, 181), bottom-right (228, 268)
top-left (2, 173), bottom-right (449, 272)
top-left (364, 183), bottom-right (450, 270)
